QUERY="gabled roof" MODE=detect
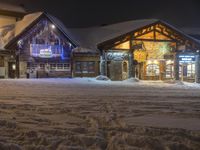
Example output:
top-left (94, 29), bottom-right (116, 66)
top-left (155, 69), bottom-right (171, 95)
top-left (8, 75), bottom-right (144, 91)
top-left (4, 12), bottom-right (200, 51)
top-left (67, 19), bottom-right (200, 50)
top-left (66, 19), bottom-right (159, 50)
top-left (4, 12), bottom-right (78, 49)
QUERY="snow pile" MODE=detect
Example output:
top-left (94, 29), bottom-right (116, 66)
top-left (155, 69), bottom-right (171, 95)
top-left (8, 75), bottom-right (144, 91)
top-left (164, 80), bottom-right (184, 85)
top-left (124, 77), bottom-right (139, 83)
top-left (96, 75), bottom-right (110, 81)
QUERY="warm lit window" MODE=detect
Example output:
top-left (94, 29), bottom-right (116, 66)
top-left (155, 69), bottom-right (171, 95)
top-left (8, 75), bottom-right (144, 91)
top-left (166, 64), bottom-right (174, 78)
top-left (146, 64), bottom-right (159, 76)
top-left (187, 63), bottom-right (195, 78)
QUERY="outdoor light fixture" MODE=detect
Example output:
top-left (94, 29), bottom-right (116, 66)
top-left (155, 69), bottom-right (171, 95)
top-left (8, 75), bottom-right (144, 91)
top-left (12, 64), bottom-right (16, 70)
top-left (51, 24), bottom-right (55, 29)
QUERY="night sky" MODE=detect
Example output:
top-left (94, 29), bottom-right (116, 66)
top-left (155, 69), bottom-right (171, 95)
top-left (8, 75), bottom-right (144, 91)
top-left (3, 0), bottom-right (200, 28)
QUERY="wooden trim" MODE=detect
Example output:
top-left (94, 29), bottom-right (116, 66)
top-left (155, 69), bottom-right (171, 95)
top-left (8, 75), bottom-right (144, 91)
top-left (98, 22), bottom-right (159, 50)
top-left (132, 38), bottom-right (175, 42)
top-left (98, 20), bottom-right (200, 51)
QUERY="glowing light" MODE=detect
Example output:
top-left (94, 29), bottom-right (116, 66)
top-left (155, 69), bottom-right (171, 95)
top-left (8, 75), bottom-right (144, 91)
top-left (166, 60), bottom-right (173, 64)
top-left (51, 24), bottom-right (55, 29)
top-left (153, 60), bottom-right (159, 64)
top-left (12, 64), bottom-right (16, 70)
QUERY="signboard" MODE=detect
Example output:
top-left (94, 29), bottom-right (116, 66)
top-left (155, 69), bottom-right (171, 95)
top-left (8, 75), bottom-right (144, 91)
top-left (39, 48), bottom-right (53, 58)
top-left (106, 52), bottom-right (129, 61)
top-left (30, 44), bottom-right (63, 58)
top-left (179, 55), bottom-right (195, 63)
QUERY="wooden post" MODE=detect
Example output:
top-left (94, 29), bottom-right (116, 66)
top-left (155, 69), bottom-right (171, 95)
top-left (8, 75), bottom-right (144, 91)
top-left (16, 49), bottom-right (20, 78)
top-left (195, 51), bottom-right (200, 83)
top-left (100, 51), bottom-right (106, 76)
top-left (174, 52), bottom-right (179, 80)
top-left (128, 35), bottom-right (135, 78)
top-left (128, 49), bottom-right (133, 78)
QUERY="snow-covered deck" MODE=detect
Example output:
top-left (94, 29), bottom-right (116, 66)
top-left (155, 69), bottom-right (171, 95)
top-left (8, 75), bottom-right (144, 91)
top-left (0, 78), bottom-right (200, 149)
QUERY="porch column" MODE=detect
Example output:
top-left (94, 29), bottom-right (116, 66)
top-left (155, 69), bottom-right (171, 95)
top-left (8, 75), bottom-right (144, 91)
top-left (100, 53), bottom-right (106, 76)
top-left (195, 52), bottom-right (200, 83)
top-left (174, 52), bottom-right (179, 80)
top-left (128, 49), bottom-right (134, 78)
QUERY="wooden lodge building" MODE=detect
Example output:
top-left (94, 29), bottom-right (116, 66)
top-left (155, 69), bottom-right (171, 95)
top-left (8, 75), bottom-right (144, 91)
top-left (0, 2), bottom-right (26, 78)
top-left (1, 10), bottom-right (200, 83)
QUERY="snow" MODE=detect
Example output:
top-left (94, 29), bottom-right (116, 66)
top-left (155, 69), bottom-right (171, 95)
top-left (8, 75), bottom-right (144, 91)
top-left (0, 2), bottom-right (26, 13)
top-left (0, 78), bottom-right (200, 149)
top-left (2, 12), bottom-right (43, 46)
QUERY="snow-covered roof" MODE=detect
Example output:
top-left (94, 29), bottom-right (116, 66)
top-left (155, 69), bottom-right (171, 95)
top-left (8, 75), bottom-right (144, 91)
top-left (66, 19), bottom-right (158, 50)
top-left (0, 12), bottom-right (42, 47)
top-left (0, 2), bottom-right (26, 13)
top-left (72, 47), bottom-right (99, 54)
top-left (67, 19), bottom-right (200, 50)
top-left (4, 12), bottom-right (78, 48)
top-left (3, 11), bottom-right (200, 51)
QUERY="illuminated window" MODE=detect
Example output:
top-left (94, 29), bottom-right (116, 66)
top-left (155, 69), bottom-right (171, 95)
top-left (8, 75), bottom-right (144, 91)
top-left (187, 63), bottom-right (195, 78)
top-left (166, 64), bottom-right (174, 78)
top-left (146, 64), bottom-right (159, 76)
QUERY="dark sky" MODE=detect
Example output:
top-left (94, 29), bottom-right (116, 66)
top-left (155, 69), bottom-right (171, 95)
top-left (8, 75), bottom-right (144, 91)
top-left (3, 0), bottom-right (200, 28)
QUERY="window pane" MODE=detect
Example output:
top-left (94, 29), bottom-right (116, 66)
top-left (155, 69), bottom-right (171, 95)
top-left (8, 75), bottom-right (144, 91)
top-left (57, 64), bottom-right (63, 69)
top-left (75, 62), bottom-right (81, 73)
top-left (88, 62), bottom-right (95, 73)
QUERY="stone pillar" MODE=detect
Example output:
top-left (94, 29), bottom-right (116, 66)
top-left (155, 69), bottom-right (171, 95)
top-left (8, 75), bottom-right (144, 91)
top-left (174, 52), bottom-right (179, 80)
top-left (128, 50), bottom-right (134, 78)
top-left (195, 53), bottom-right (200, 83)
top-left (100, 54), bottom-right (106, 76)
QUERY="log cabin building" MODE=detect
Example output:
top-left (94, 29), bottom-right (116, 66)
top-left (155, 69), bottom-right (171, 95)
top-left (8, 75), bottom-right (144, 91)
top-left (3, 11), bottom-right (200, 83)
top-left (0, 2), bottom-right (26, 78)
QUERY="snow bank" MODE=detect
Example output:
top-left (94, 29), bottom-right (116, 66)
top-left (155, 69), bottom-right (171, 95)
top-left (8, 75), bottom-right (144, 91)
top-left (96, 75), bottom-right (110, 81)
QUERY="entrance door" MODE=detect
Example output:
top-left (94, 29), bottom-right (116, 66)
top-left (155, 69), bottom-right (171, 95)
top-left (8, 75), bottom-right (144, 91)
top-left (109, 60), bottom-right (123, 80)
top-left (8, 62), bottom-right (16, 78)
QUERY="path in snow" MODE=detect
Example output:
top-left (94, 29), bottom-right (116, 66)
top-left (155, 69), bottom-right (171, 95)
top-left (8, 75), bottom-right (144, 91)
top-left (0, 78), bottom-right (199, 150)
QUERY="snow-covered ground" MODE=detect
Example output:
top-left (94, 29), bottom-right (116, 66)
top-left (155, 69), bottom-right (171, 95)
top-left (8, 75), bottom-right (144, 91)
top-left (0, 78), bottom-right (200, 150)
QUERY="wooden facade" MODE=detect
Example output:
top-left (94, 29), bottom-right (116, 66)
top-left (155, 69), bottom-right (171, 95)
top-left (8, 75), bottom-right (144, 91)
top-left (72, 52), bottom-right (100, 77)
top-left (3, 12), bottom-right (200, 82)
top-left (98, 21), bottom-right (200, 82)
top-left (5, 15), bottom-right (76, 78)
